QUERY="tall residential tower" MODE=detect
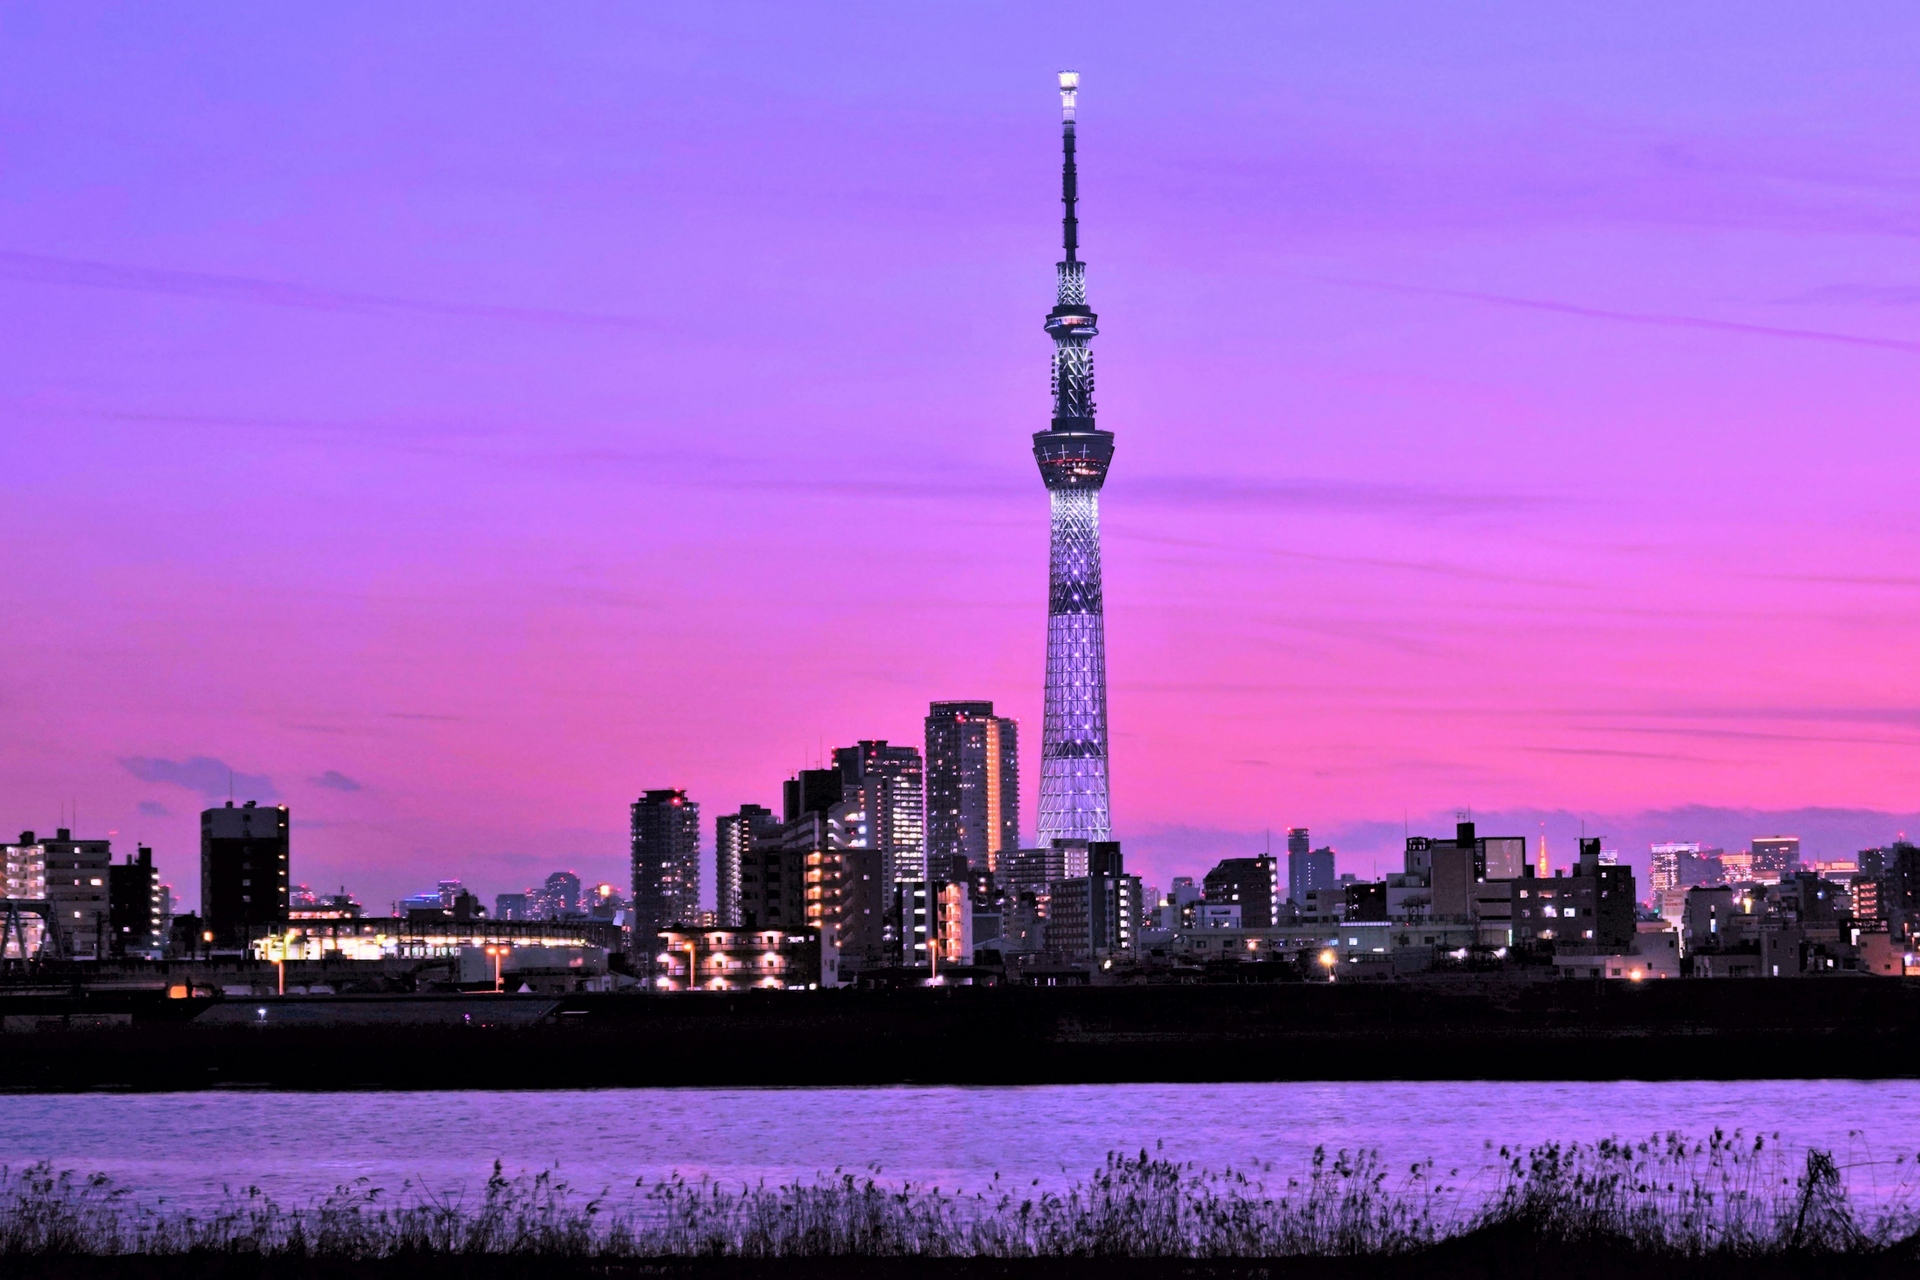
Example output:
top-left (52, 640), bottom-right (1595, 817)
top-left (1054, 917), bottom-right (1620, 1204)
top-left (1034, 71), bottom-right (1114, 846)
top-left (630, 790), bottom-right (699, 945)
top-left (925, 701), bottom-right (1019, 872)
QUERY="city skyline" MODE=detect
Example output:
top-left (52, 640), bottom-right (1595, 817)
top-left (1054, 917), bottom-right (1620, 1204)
top-left (10, 7), bottom-right (1920, 910)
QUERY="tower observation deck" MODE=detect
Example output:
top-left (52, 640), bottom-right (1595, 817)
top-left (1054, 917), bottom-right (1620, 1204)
top-left (1034, 70), bottom-right (1114, 845)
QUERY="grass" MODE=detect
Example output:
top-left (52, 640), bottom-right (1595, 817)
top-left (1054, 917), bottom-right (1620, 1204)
top-left (2, 1131), bottom-right (1918, 1261)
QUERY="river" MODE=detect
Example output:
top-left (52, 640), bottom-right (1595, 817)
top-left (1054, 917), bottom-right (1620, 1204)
top-left (4, 1080), bottom-right (1917, 1211)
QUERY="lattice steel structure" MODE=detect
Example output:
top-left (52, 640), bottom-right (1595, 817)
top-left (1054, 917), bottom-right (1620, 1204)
top-left (1034, 71), bottom-right (1115, 845)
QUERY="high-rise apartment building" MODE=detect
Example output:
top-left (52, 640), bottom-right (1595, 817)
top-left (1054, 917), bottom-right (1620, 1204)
top-left (925, 701), bottom-right (1019, 872)
top-left (631, 790), bottom-right (700, 947)
top-left (832, 740), bottom-right (926, 885)
top-left (201, 802), bottom-right (289, 949)
top-left (716, 803), bottom-right (780, 927)
top-left (108, 845), bottom-right (164, 959)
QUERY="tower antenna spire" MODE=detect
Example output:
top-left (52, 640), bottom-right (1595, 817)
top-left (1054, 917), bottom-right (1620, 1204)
top-left (1059, 70), bottom-right (1080, 264)
top-left (1033, 71), bottom-right (1115, 848)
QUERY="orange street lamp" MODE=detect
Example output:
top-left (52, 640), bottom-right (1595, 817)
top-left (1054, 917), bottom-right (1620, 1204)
top-left (1319, 949), bottom-right (1338, 983)
top-left (483, 943), bottom-right (509, 992)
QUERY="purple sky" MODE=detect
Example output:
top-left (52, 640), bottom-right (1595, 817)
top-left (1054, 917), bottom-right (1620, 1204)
top-left (6, 4), bottom-right (1920, 908)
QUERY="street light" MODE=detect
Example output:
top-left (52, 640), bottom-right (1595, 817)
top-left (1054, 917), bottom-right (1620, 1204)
top-left (1319, 949), bottom-right (1338, 983)
top-left (483, 943), bottom-right (508, 993)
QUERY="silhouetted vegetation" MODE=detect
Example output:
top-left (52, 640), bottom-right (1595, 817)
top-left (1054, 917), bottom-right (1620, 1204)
top-left (3, 1132), bottom-right (1918, 1264)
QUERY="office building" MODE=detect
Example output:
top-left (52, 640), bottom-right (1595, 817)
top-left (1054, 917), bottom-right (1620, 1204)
top-left (716, 803), bottom-right (780, 927)
top-left (1751, 836), bottom-right (1801, 880)
top-left (1287, 834), bottom-right (1336, 906)
top-left (108, 845), bottom-right (164, 959)
top-left (631, 790), bottom-right (700, 944)
top-left (201, 802), bottom-right (289, 949)
top-left (494, 892), bottom-right (530, 921)
top-left (1202, 854), bottom-right (1279, 929)
top-left (925, 701), bottom-right (1019, 871)
top-left (1651, 843), bottom-right (1698, 893)
top-left (832, 740), bottom-right (926, 885)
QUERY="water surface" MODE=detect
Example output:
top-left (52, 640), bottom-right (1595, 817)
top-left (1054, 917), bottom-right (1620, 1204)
top-left (5, 1081), bottom-right (1917, 1210)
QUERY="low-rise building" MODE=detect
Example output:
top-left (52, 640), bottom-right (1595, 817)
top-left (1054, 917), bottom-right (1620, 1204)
top-left (1552, 922), bottom-right (1679, 980)
top-left (654, 925), bottom-right (831, 990)
top-left (252, 915), bottom-right (617, 962)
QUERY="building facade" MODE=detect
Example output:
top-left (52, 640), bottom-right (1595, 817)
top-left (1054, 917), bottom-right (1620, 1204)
top-left (716, 803), bottom-right (780, 928)
top-left (1203, 855), bottom-right (1279, 929)
top-left (201, 802), bottom-right (289, 949)
top-left (630, 790), bottom-right (700, 944)
top-left (1046, 842), bottom-right (1139, 961)
top-left (832, 740), bottom-right (926, 886)
top-left (1287, 842), bottom-right (1337, 906)
top-left (1, 831), bottom-right (49, 958)
top-left (108, 845), bottom-right (164, 959)
top-left (1750, 836), bottom-right (1801, 880)
top-left (654, 925), bottom-right (831, 990)
top-left (925, 701), bottom-right (1020, 872)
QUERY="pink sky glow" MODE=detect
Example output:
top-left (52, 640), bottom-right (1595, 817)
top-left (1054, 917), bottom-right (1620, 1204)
top-left (5, 4), bottom-right (1920, 906)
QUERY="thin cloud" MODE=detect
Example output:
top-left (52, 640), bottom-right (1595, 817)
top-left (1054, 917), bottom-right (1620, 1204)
top-left (136, 800), bottom-right (169, 817)
top-left (1114, 527), bottom-right (1587, 590)
top-left (311, 770), bottom-right (363, 793)
top-left (1131, 475), bottom-right (1545, 515)
top-left (119, 755), bottom-right (279, 801)
top-left (0, 249), bottom-right (663, 332)
top-left (1782, 284), bottom-right (1920, 307)
top-left (1322, 275), bottom-right (1920, 356)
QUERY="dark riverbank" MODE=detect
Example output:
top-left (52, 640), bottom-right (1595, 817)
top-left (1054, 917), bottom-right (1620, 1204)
top-left (2, 978), bottom-right (1917, 1090)
top-left (10, 1249), bottom-right (1919, 1280)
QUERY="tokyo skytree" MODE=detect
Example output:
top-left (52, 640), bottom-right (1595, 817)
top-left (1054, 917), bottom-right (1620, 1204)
top-left (1033, 71), bottom-right (1114, 845)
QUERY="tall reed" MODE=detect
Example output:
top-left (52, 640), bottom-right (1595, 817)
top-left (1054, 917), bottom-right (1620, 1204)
top-left (2, 1132), bottom-right (1916, 1259)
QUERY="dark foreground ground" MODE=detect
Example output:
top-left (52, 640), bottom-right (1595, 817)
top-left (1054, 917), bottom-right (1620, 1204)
top-left (11, 1246), bottom-right (1920, 1280)
top-left (2, 977), bottom-right (1917, 1089)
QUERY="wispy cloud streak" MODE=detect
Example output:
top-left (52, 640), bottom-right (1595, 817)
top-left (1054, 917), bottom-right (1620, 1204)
top-left (0, 250), bottom-right (663, 332)
top-left (1323, 276), bottom-right (1920, 356)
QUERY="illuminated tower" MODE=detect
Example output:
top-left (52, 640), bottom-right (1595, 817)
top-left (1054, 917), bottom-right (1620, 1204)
top-left (1034, 70), bottom-right (1114, 845)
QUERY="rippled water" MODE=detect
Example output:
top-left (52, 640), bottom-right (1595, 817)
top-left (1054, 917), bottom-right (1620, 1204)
top-left (4, 1081), bottom-right (1918, 1210)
